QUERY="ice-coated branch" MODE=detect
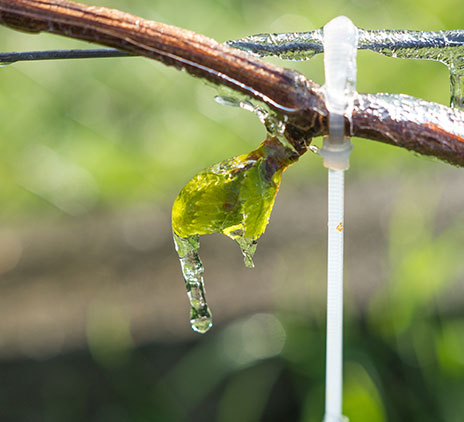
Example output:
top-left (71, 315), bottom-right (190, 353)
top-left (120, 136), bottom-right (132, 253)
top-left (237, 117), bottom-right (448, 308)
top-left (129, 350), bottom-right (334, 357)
top-left (0, 0), bottom-right (463, 166)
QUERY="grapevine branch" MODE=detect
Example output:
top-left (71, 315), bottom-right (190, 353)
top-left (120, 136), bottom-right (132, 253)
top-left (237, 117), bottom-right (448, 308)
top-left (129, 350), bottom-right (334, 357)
top-left (0, 0), bottom-right (463, 165)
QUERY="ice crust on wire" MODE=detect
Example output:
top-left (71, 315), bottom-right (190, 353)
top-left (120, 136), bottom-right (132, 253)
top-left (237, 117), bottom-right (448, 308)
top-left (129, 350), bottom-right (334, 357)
top-left (228, 28), bottom-right (464, 109)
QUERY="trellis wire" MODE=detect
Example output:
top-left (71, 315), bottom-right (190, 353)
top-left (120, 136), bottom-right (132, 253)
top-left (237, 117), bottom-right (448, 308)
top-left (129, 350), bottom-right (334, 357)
top-left (0, 48), bottom-right (132, 63)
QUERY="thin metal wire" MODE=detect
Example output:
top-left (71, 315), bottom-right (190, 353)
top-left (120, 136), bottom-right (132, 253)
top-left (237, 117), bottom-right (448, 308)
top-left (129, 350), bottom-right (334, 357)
top-left (0, 48), bottom-right (134, 63)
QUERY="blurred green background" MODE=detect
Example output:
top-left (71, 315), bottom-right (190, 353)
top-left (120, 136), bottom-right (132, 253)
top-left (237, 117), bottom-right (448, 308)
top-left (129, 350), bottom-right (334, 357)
top-left (0, 0), bottom-right (463, 421)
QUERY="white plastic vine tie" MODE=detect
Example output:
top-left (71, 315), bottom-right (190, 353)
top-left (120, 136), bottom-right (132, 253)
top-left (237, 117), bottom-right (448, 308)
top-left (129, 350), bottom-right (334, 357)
top-left (321, 16), bottom-right (358, 422)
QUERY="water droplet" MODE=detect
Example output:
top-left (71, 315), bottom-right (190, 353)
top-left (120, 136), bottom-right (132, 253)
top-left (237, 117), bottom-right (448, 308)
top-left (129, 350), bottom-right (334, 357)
top-left (214, 95), bottom-right (241, 107)
top-left (173, 232), bottom-right (212, 334)
top-left (309, 145), bottom-right (320, 154)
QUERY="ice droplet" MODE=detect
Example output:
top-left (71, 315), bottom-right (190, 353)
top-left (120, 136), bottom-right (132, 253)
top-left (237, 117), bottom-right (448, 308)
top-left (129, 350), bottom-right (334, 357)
top-left (173, 232), bottom-right (212, 333)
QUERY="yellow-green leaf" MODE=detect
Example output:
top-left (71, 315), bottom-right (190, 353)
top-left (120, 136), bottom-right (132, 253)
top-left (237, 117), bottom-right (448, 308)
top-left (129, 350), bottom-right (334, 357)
top-left (172, 136), bottom-right (299, 267)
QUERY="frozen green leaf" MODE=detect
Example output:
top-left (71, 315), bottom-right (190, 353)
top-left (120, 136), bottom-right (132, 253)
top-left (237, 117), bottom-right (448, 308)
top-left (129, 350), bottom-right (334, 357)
top-left (172, 135), bottom-right (300, 267)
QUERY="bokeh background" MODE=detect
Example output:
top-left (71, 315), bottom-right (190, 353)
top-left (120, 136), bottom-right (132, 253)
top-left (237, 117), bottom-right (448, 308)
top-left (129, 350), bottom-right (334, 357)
top-left (0, 0), bottom-right (464, 420)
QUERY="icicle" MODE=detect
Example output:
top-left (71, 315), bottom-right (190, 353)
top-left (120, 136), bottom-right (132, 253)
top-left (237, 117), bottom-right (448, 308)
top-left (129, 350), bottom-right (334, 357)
top-left (232, 235), bottom-right (258, 268)
top-left (449, 64), bottom-right (464, 109)
top-left (173, 233), bottom-right (213, 333)
top-left (321, 16), bottom-right (358, 422)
